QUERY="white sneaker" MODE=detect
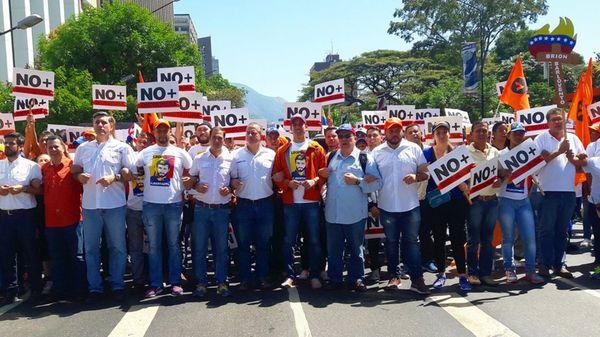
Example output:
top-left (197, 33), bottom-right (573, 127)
top-left (298, 270), bottom-right (309, 280)
top-left (368, 269), bottom-right (380, 281)
top-left (514, 259), bottom-right (525, 268)
top-left (310, 278), bottom-right (322, 289)
top-left (320, 270), bottom-right (330, 281)
top-left (580, 239), bottom-right (592, 248)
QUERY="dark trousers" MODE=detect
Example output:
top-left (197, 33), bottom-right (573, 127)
top-left (46, 223), bottom-right (87, 295)
top-left (428, 198), bottom-right (468, 274)
top-left (419, 200), bottom-right (435, 263)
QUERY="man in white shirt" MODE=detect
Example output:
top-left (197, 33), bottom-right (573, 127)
top-left (187, 126), bottom-right (236, 298)
top-left (535, 108), bottom-right (586, 278)
top-left (371, 118), bottom-right (431, 294)
top-left (0, 132), bottom-right (43, 305)
top-left (187, 121), bottom-right (213, 158)
top-left (231, 123), bottom-right (276, 290)
top-left (136, 120), bottom-right (192, 298)
top-left (72, 112), bottom-right (135, 302)
top-left (583, 122), bottom-right (600, 275)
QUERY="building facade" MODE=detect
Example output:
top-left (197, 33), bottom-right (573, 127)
top-left (198, 36), bottom-right (219, 79)
top-left (173, 13), bottom-right (196, 45)
top-left (105, 0), bottom-right (174, 25)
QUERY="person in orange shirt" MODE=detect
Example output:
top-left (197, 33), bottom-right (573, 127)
top-left (41, 135), bottom-right (86, 300)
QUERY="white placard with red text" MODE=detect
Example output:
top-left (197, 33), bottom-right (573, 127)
top-left (482, 113), bottom-right (516, 125)
top-left (313, 78), bottom-right (345, 105)
top-left (157, 66), bottom-right (195, 92)
top-left (283, 102), bottom-right (322, 131)
top-left (516, 105), bottom-right (556, 137)
top-left (137, 81), bottom-right (180, 114)
top-left (364, 218), bottom-right (385, 239)
top-left (162, 92), bottom-right (204, 123)
top-left (445, 108), bottom-right (471, 125)
top-left (469, 160), bottom-right (498, 199)
top-left (13, 97), bottom-right (49, 121)
top-left (92, 85), bottom-right (127, 111)
top-left (499, 138), bottom-right (546, 185)
top-left (0, 113), bottom-right (16, 136)
top-left (11, 68), bottom-right (55, 100)
top-left (211, 108), bottom-right (249, 138)
top-left (496, 81), bottom-right (507, 98)
top-left (424, 116), bottom-right (463, 143)
top-left (361, 110), bottom-right (387, 132)
top-left (427, 145), bottom-right (475, 194)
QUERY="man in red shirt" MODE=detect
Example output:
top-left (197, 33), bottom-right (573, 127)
top-left (41, 135), bottom-right (86, 300)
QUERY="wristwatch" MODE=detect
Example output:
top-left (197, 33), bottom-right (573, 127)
top-left (114, 174), bottom-right (122, 182)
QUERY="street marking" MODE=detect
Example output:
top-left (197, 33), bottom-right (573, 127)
top-left (430, 294), bottom-right (520, 337)
top-left (556, 278), bottom-right (600, 299)
top-left (0, 292), bottom-right (28, 317)
top-left (287, 288), bottom-right (313, 337)
top-left (107, 305), bottom-right (159, 337)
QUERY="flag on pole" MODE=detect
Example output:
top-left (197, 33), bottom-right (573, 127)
top-left (500, 56), bottom-right (530, 112)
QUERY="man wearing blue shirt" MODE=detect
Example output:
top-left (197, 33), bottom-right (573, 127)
top-left (319, 124), bottom-right (382, 291)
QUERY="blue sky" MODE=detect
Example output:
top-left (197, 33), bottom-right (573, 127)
top-left (175, 0), bottom-right (599, 101)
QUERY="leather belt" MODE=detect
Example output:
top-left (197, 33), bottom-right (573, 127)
top-left (196, 201), bottom-right (231, 209)
top-left (475, 195), bottom-right (497, 202)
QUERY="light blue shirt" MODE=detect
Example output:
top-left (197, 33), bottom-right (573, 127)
top-left (324, 147), bottom-right (382, 224)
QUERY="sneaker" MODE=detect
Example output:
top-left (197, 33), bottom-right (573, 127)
top-left (192, 285), bottom-right (207, 298)
top-left (320, 270), bottom-right (330, 281)
top-left (354, 279), bottom-right (367, 292)
top-left (422, 261), bottom-right (438, 273)
top-left (368, 269), bottom-right (380, 282)
top-left (171, 285), bottom-right (183, 296)
top-left (409, 278), bottom-right (431, 295)
top-left (386, 277), bottom-right (402, 290)
top-left (144, 287), bottom-right (163, 299)
top-left (525, 273), bottom-right (545, 284)
top-left (432, 275), bottom-right (446, 289)
top-left (297, 270), bottom-right (310, 280)
top-left (216, 283), bottom-right (231, 297)
top-left (480, 276), bottom-right (499, 286)
top-left (580, 239), bottom-right (592, 248)
top-left (554, 266), bottom-right (574, 279)
top-left (281, 278), bottom-right (295, 288)
top-left (458, 276), bottom-right (472, 291)
top-left (467, 275), bottom-right (481, 286)
top-left (514, 260), bottom-right (526, 268)
top-left (538, 266), bottom-right (551, 277)
top-left (310, 278), bottom-right (322, 289)
top-left (505, 270), bottom-right (518, 283)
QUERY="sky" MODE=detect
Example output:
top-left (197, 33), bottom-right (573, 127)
top-left (175, 0), bottom-right (600, 102)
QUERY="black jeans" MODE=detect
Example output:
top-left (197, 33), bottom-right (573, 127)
top-left (419, 200), bottom-right (434, 263)
top-left (427, 198), bottom-right (468, 274)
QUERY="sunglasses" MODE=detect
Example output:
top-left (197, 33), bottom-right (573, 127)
top-left (337, 133), bottom-right (353, 139)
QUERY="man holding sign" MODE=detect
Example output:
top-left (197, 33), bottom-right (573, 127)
top-left (535, 108), bottom-right (586, 278)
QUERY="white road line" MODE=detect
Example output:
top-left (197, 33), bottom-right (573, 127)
top-left (287, 287), bottom-right (313, 337)
top-left (107, 305), bottom-right (159, 337)
top-left (430, 294), bottom-right (520, 337)
top-left (0, 292), bottom-right (28, 317)
top-left (556, 277), bottom-right (600, 299)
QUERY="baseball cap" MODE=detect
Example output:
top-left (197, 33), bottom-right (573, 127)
top-left (590, 122), bottom-right (600, 133)
top-left (290, 113), bottom-right (305, 123)
top-left (154, 119), bottom-right (171, 129)
top-left (336, 123), bottom-right (355, 135)
top-left (82, 129), bottom-right (96, 137)
top-left (508, 122), bottom-right (526, 133)
top-left (432, 121), bottom-right (450, 132)
top-left (356, 127), bottom-right (367, 135)
top-left (266, 126), bottom-right (280, 136)
top-left (356, 137), bottom-right (367, 145)
top-left (384, 117), bottom-right (403, 131)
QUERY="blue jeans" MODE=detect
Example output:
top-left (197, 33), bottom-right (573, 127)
top-left (46, 223), bottom-right (87, 294)
top-left (582, 199), bottom-right (593, 240)
top-left (379, 207), bottom-right (423, 280)
top-left (82, 206), bottom-right (127, 293)
top-left (282, 202), bottom-right (321, 279)
top-left (326, 219), bottom-right (366, 283)
top-left (143, 202), bottom-right (183, 288)
top-left (235, 197), bottom-right (274, 283)
top-left (126, 208), bottom-right (145, 285)
top-left (529, 190), bottom-right (544, 263)
top-left (467, 197), bottom-right (498, 277)
top-left (498, 197), bottom-right (537, 273)
top-left (0, 209), bottom-right (41, 295)
top-left (539, 192), bottom-right (576, 269)
top-left (191, 206), bottom-right (230, 285)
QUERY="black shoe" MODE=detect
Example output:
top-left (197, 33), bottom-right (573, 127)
top-left (353, 279), bottom-right (367, 292)
top-left (113, 289), bottom-right (126, 301)
top-left (0, 294), bottom-right (16, 307)
top-left (323, 281), bottom-right (344, 291)
top-left (84, 292), bottom-right (103, 304)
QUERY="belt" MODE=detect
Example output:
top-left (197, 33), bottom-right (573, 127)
top-left (196, 201), bottom-right (231, 209)
top-left (475, 195), bottom-right (497, 202)
top-left (0, 209), bottom-right (28, 216)
top-left (237, 195), bottom-right (273, 204)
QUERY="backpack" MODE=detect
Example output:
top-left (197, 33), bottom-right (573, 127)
top-left (327, 150), bottom-right (367, 174)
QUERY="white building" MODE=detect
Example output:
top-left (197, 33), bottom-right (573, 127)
top-left (0, 0), bottom-right (98, 83)
top-left (173, 13), bottom-right (196, 45)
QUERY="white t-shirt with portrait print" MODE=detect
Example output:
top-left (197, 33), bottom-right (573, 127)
top-left (289, 140), bottom-right (311, 203)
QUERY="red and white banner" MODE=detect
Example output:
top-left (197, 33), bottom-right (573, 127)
top-left (482, 112), bottom-right (516, 126)
top-left (137, 81), bottom-right (180, 114)
top-left (469, 160), bottom-right (498, 199)
top-left (588, 101), bottom-right (600, 125)
top-left (162, 92), bottom-right (204, 123)
top-left (157, 66), bottom-right (195, 92)
top-left (424, 116), bottom-right (463, 143)
top-left (211, 108), bottom-right (249, 138)
top-left (202, 100), bottom-right (230, 122)
top-left (11, 68), bottom-right (55, 100)
top-left (364, 218), bottom-right (385, 239)
top-left (516, 105), bottom-right (556, 137)
top-left (499, 138), bottom-right (545, 185)
top-left (361, 110), bottom-right (387, 132)
top-left (0, 113), bottom-right (15, 136)
top-left (13, 97), bottom-right (49, 121)
top-left (313, 78), bottom-right (345, 105)
top-left (427, 145), bottom-right (475, 194)
top-left (445, 108), bottom-right (472, 125)
top-left (47, 124), bottom-right (89, 148)
top-left (92, 85), bottom-right (127, 110)
top-left (387, 105), bottom-right (419, 126)
top-left (283, 102), bottom-right (322, 131)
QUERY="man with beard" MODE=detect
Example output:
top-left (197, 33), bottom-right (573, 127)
top-left (188, 121), bottom-right (214, 158)
top-left (0, 132), bottom-right (43, 306)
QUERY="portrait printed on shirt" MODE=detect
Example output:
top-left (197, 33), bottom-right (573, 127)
top-left (132, 174), bottom-right (145, 196)
top-left (290, 150), bottom-right (307, 181)
top-left (149, 154), bottom-right (175, 187)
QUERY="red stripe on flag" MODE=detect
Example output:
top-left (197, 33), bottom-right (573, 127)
top-left (92, 100), bottom-right (127, 107)
top-left (524, 124), bottom-right (548, 132)
top-left (138, 100), bottom-right (179, 109)
top-left (313, 93), bottom-right (345, 103)
top-left (179, 84), bottom-right (195, 91)
top-left (438, 163), bottom-right (475, 190)
top-left (510, 155), bottom-right (545, 182)
top-left (12, 87), bottom-right (54, 97)
top-left (470, 177), bottom-right (497, 194)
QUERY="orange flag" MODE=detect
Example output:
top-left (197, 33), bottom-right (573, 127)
top-left (567, 58), bottom-right (594, 185)
top-left (138, 70), bottom-right (159, 135)
top-left (500, 56), bottom-right (530, 112)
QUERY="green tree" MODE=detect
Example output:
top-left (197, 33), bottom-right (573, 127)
top-left (0, 82), bottom-right (13, 114)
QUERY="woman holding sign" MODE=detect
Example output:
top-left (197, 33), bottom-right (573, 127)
top-left (422, 121), bottom-right (472, 292)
